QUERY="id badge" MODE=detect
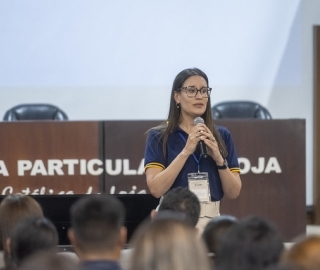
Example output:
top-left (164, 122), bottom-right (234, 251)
top-left (188, 172), bottom-right (211, 202)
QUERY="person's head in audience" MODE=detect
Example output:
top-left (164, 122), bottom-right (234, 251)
top-left (157, 187), bottom-right (200, 227)
top-left (68, 194), bottom-right (126, 262)
top-left (202, 215), bottom-right (238, 258)
top-left (281, 235), bottom-right (320, 270)
top-left (129, 217), bottom-right (211, 270)
top-left (215, 215), bottom-right (284, 270)
top-left (0, 194), bottom-right (43, 266)
top-left (19, 251), bottom-right (83, 270)
top-left (7, 216), bottom-right (58, 268)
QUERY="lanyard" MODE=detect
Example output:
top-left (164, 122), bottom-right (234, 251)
top-left (178, 131), bottom-right (202, 173)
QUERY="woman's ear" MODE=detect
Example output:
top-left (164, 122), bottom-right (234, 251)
top-left (174, 91), bottom-right (180, 104)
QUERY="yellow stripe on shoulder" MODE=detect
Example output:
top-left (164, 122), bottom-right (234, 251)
top-left (230, 168), bottom-right (241, 174)
top-left (145, 162), bottom-right (165, 171)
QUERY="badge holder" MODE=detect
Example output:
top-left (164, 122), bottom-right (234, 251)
top-left (188, 172), bottom-right (211, 203)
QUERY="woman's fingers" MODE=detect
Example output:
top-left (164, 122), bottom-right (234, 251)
top-left (198, 131), bottom-right (215, 142)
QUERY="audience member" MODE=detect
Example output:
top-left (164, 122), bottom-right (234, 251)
top-left (120, 187), bottom-right (200, 270)
top-left (19, 251), bottom-right (83, 270)
top-left (157, 187), bottom-right (201, 227)
top-left (215, 215), bottom-right (284, 270)
top-left (202, 214), bottom-right (238, 259)
top-left (281, 235), bottom-right (320, 270)
top-left (0, 194), bottom-right (43, 267)
top-left (6, 216), bottom-right (58, 269)
top-left (68, 194), bottom-right (126, 270)
top-left (128, 218), bottom-right (211, 270)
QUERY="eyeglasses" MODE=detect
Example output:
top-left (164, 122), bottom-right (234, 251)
top-left (177, 86), bottom-right (212, 98)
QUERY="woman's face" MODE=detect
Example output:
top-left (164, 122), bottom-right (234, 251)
top-left (174, 75), bottom-right (209, 119)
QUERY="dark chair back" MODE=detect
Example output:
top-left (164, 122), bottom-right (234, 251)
top-left (212, 101), bottom-right (272, 119)
top-left (3, 104), bottom-right (68, 121)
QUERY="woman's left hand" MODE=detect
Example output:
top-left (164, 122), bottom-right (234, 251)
top-left (197, 124), bottom-right (242, 199)
top-left (197, 125), bottom-right (224, 164)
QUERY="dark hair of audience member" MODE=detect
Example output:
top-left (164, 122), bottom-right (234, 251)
top-left (281, 235), bottom-right (320, 270)
top-left (154, 210), bottom-right (188, 224)
top-left (0, 194), bottom-right (43, 250)
top-left (158, 187), bottom-right (200, 227)
top-left (69, 194), bottom-right (126, 253)
top-left (128, 218), bottom-right (211, 270)
top-left (19, 251), bottom-right (84, 270)
top-left (202, 215), bottom-right (238, 256)
top-left (8, 216), bottom-right (58, 268)
top-left (215, 215), bottom-right (284, 270)
top-left (0, 194), bottom-right (43, 267)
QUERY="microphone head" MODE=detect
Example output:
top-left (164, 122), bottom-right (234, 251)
top-left (194, 117), bottom-right (204, 125)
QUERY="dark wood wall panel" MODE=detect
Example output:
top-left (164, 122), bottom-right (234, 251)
top-left (103, 120), bottom-right (161, 194)
top-left (217, 119), bottom-right (305, 241)
top-left (0, 121), bottom-right (102, 194)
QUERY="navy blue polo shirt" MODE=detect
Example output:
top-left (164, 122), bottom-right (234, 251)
top-left (144, 126), bottom-right (240, 201)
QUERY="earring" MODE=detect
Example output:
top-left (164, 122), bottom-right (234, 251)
top-left (176, 103), bottom-right (180, 109)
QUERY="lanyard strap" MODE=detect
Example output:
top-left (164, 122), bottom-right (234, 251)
top-left (178, 131), bottom-right (201, 173)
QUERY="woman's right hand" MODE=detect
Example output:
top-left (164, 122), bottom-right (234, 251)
top-left (183, 124), bottom-right (205, 155)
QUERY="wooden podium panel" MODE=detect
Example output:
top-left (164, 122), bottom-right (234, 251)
top-left (103, 120), bottom-right (161, 194)
top-left (0, 121), bottom-right (103, 194)
top-left (217, 119), bottom-right (306, 241)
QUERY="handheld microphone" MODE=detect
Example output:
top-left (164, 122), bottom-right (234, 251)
top-left (194, 117), bottom-right (209, 158)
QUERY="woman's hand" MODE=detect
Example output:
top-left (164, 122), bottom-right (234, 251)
top-left (197, 124), bottom-right (224, 164)
top-left (196, 124), bottom-right (241, 199)
top-left (182, 125), bottom-right (204, 156)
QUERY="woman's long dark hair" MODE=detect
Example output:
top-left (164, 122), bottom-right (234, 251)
top-left (150, 68), bottom-right (227, 158)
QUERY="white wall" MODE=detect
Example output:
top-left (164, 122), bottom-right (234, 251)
top-left (0, 0), bottom-right (319, 204)
top-left (299, 0), bottom-right (320, 207)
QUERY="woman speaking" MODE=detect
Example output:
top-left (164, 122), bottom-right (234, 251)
top-left (144, 68), bottom-right (241, 229)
